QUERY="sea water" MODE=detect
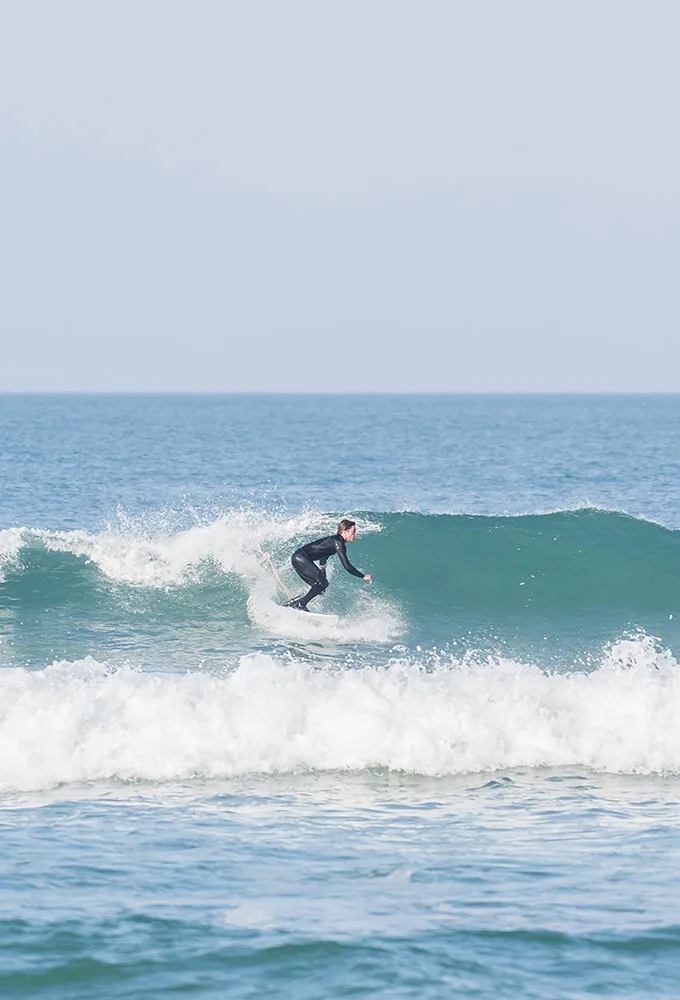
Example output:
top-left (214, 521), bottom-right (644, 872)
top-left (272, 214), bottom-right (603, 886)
top-left (1, 394), bottom-right (680, 998)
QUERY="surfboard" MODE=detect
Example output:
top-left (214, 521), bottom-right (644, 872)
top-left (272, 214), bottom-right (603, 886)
top-left (283, 606), bottom-right (339, 626)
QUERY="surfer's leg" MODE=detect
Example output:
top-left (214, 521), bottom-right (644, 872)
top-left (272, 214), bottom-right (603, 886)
top-left (296, 573), bottom-right (328, 609)
top-left (289, 552), bottom-right (328, 609)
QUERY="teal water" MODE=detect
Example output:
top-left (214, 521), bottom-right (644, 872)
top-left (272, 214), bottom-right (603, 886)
top-left (2, 395), bottom-right (680, 997)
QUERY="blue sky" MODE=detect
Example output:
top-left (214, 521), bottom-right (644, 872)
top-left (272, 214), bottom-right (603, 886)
top-left (2, 0), bottom-right (679, 391)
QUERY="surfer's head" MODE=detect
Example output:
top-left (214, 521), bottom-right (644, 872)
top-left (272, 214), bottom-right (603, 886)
top-left (337, 518), bottom-right (357, 541)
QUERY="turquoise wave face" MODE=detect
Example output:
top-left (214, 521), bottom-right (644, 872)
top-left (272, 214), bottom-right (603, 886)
top-left (346, 508), bottom-right (680, 661)
top-left (2, 508), bottom-right (680, 669)
top-left (368, 509), bottom-right (680, 613)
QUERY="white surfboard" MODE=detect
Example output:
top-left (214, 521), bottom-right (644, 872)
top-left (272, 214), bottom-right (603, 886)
top-left (305, 611), bottom-right (339, 625)
top-left (285, 607), bottom-right (339, 626)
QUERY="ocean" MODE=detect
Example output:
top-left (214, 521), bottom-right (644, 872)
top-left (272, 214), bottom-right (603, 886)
top-left (2, 393), bottom-right (680, 998)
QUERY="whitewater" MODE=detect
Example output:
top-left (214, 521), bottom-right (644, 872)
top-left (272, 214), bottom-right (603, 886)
top-left (3, 394), bottom-right (680, 999)
top-left (2, 639), bottom-right (680, 793)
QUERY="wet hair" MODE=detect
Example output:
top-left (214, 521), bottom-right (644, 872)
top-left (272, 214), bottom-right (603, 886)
top-left (337, 519), bottom-right (356, 535)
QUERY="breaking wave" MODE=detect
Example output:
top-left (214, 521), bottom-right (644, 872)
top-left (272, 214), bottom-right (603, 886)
top-left (1, 636), bottom-right (679, 791)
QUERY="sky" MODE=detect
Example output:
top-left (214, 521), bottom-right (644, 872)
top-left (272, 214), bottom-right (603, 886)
top-left (1, 0), bottom-right (679, 392)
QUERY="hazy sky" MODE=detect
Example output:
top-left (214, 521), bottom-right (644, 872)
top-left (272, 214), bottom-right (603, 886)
top-left (1, 0), bottom-right (679, 391)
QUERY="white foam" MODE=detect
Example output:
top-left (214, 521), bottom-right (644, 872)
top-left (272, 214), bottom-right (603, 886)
top-left (39, 515), bottom-right (276, 587)
top-left (30, 509), bottom-right (379, 585)
top-left (247, 573), bottom-right (402, 644)
top-left (2, 637), bottom-right (680, 792)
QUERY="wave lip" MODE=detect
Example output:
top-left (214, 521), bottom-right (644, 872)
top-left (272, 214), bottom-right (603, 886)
top-left (0, 528), bottom-right (23, 582)
top-left (1, 638), bottom-right (680, 793)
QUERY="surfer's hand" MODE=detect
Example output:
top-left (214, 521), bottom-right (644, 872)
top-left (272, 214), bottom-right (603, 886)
top-left (364, 574), bottom-right (373, 583)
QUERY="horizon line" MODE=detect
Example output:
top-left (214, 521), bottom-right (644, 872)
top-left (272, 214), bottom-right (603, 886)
top-left (2, 389), bottom-right (680, 397)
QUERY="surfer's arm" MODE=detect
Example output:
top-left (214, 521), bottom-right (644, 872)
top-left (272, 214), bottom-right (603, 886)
top-left (334, 538), bottom-right (366, 579)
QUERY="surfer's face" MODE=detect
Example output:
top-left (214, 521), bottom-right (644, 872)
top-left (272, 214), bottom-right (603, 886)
top-left (341, 525), bottom-right (357, 542)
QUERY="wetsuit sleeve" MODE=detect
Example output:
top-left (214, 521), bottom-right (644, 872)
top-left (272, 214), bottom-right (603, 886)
top-left (334, 538), bottom-right (364, 578)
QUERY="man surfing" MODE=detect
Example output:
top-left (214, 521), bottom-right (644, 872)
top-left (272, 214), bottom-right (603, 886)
top-left (285, 519), bottom-right (372, 611)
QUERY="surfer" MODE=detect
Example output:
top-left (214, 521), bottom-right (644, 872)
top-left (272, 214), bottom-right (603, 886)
top-left (285, 519), bottom-right (373, 611)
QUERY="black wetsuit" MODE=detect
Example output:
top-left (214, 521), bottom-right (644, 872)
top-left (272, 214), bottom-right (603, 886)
top-left (288, 534), bottom-right (364, 610)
